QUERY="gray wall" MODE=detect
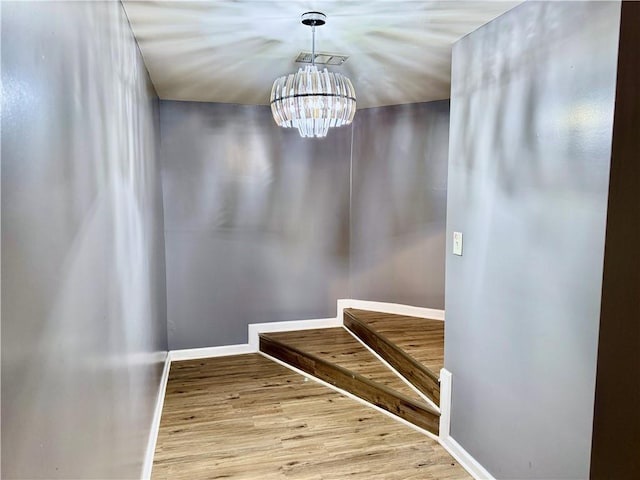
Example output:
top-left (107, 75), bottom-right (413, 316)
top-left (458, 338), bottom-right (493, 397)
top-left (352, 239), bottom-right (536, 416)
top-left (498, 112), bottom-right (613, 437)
top-left (444, 2), bottom-right (620, 479)
top-left (160, 101), bottom-right (351, 349)
top-left (351, 101), bottom-right (449, 308)
top-left (160, 100), bottom-right (450, 349)
top-left (1, 2), bottom-right (167, 478)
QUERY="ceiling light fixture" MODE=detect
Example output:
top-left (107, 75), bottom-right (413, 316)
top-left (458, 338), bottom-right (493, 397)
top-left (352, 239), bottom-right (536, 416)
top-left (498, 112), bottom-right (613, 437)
top-left (270, 12), bottom-right (357, 138)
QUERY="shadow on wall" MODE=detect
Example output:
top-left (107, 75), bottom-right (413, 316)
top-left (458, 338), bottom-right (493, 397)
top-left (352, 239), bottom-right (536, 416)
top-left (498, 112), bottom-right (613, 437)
top-left (445, 1), bottom-right (620, 478)
top-left (159, 99), bottom-right (451, 349)
top-left (160, 102), bottom-right (351, 349)
top-left (458, 3), bottom-right (612, 197)
top-left (2, 2), bottom-right (167, 478)
top-left (350, 101), bottom-right (450, 309)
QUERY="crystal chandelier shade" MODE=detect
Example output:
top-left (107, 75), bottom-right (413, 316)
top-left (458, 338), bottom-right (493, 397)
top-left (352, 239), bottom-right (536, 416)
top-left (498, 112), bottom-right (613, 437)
top-left (270, 66), bottom-right (357, 138)
top-left (270, 12), bottom-right (356, 138)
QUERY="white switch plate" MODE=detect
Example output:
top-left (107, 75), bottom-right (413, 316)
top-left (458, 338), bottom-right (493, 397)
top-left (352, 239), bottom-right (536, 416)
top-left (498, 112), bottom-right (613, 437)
top-left (453, 232), bottom-right (463, 256)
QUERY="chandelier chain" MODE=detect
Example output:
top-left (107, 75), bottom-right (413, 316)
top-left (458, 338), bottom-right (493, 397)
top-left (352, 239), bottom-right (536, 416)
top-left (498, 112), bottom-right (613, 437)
top-left (312, 25), bottom-right (316, 67)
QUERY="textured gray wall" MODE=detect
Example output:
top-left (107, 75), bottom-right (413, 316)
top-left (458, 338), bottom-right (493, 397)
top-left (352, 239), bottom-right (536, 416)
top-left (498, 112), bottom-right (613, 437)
top-left (1, 2), bottom-right (167, 478)
top-left (160, 100), bottom-right (450, 349)
top-left (351, 102), bottom-right (449, 308)
top-left (160, 101), bottom-right (351, 349)
top-left (444, 2), bottom-right (620, 479)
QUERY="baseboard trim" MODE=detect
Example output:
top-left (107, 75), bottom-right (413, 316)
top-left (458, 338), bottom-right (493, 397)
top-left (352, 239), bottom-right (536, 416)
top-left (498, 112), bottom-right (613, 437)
top-left (167, 318), bottom-right (342, 362)
top-left (259, 350), bottom-right (440, 443)
top-left (169, 344), bottom-right (254, 361)
top-left (438, 368), bottom-right (452, 438)
top-left (248, 317), bottom-right (341, 351)
top-left (141, 352), bottom-right (171, 480)
top-left (439, 435), bottom-right (496, 480)
top-left (337, 299), bottom-right (445, 321)
top-left (437, 368), bottom-right (494, 480)
top-left (169, 300), bottom-right (442, 362)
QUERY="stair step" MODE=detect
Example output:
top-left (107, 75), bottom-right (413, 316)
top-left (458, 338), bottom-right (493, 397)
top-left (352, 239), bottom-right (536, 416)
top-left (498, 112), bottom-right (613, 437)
top-left (261, 328), bottom-right (422, 402)
top-left (346, 309), bottom-right (445, 372)
top-left (344, 309), bottom-right (442, 406)
top-left (260, 330), bottom-right (440, 435)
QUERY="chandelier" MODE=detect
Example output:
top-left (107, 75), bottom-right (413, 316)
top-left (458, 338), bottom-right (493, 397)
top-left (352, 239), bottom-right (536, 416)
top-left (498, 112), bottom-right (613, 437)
top-left (270, 12), bottom-right (357, 138)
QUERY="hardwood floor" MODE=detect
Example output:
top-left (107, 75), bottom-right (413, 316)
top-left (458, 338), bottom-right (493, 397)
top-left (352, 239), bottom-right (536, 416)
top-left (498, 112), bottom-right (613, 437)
top-left (347, 309), bottom-right (445, 374)
top-left (153, 354), bottom-right (471, 479)
top-left (260, 334), bottom-right (440, 434)
top-left (262, 327), bottom-right (422, 402)
top-left (344, 309), bottom-right (441, 406)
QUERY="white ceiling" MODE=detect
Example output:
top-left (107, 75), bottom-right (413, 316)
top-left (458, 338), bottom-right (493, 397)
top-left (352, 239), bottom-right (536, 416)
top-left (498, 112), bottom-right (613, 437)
top-left (123, 1), bottom-right (521, 108)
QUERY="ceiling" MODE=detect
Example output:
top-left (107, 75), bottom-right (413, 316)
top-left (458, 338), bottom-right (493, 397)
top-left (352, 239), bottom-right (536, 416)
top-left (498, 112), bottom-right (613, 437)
top-left (123, 1), bottom-right (521, 108)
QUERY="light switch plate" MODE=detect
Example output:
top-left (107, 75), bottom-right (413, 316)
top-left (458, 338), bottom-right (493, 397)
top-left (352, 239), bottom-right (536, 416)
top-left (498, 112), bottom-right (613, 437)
top-left (453, 231), bottom-right (463, 256)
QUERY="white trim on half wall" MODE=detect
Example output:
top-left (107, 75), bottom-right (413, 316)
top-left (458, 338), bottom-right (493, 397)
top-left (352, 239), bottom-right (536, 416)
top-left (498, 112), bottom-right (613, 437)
top-left (169, 344), bottom-right (254, 361)
top-left (248, 317), bottom-right (342, 351)
top-left (337, 298), bottom-right (445, 321)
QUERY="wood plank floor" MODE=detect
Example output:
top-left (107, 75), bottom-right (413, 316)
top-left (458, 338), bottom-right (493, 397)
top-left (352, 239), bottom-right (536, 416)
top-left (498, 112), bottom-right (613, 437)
top-left (344, 310), bottom-right (440, 406)
top-left (153, 354), bottom-right (470, 479)
top-left (260, 334), bottom-right (440, 434)
top-left (263, 328), bottom-right (422, 402)
top-left (348, 310), bottom-right (445, 374)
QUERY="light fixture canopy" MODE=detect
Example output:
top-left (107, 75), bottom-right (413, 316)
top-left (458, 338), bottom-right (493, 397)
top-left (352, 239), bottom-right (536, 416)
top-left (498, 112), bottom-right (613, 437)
top-left (270, 12), bottom-right (357, 138)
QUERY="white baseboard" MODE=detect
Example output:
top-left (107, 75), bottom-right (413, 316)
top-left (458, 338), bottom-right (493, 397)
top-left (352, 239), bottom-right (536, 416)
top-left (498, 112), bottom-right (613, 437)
top-left (169, 344), bottom-right (254, 361)
top-left (167, 317), bottom-right (342, 362)
top-left (438, 368), bottom-right (452, 438)
top-left (439, 435), bottom-right (495, 480)
top-left (170, 300), bottom-right (442, 362)
top-left (141, 352), bottom-right (171, 480)
top-left (248, 317), bottom-right (341, 350)
top-left (437, 368), bottom-right (494, 480)
top-left (338, 299), bottom-right (445, 321)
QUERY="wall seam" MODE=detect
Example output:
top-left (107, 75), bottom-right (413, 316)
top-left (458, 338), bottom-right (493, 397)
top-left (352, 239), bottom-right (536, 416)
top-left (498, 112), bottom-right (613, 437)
top-left (348, 121), bottom-right (355, 298)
